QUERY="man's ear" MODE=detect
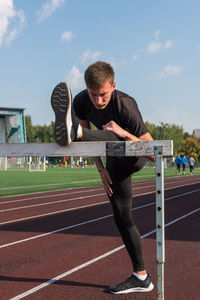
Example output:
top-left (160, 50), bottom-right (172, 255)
top-left (112, 82), bottom-right (116, 89)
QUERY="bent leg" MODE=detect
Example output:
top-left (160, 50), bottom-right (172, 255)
top-left (81, 127), bottom-right (121, 142)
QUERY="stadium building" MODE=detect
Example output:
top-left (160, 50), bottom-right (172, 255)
top-left (194, 129), bottom-right (200, 138)
top-left (0, 107), bottom-right (26, 143)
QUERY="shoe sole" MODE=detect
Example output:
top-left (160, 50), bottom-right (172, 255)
top-left (109, 282), bottom-right (154, 294)
top-left (51, 82), bottom-right (72, 146)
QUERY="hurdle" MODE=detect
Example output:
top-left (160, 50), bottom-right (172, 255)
top-left (0, 140), bottom-right (173, 300)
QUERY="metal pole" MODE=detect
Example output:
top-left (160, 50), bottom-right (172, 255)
top-left (154, 146), bottom-right (165, 300)
top-left (44, 156), bottom-right (46, 171)
top-left (5, 156), bottom-right (8, 171)
top-left (29, 156), bottom-right (32, 172)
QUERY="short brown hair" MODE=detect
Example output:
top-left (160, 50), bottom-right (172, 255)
top-left (84, 61), bottom-right (114, 89)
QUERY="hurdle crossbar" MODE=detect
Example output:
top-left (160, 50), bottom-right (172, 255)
top-left (0, 140), bottom-right (172, 157)
top-left (0, 140), bottom-right (173, 300)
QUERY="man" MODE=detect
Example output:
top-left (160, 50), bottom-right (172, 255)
top-left (51, 61), bottom-right (154, 294)
top-left (181, 155), bottom-right (188, 175)
top-left (188, 156), bottom-right (195, 175)
top-left (175, 154), bottom-right (181, 174)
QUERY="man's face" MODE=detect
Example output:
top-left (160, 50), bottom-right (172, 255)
top-left (87, 81), bottom-right (116, 110)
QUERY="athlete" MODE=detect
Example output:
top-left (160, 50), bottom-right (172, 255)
top-left (175, 154), bottom-right (181, 173)
top-left (51, 61), bottom-right (154, 294)
top-left (188, 156), bottom-right (195, 175)
top-left (181, 155), bottom-right (188, 175)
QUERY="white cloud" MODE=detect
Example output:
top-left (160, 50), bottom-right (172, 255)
top-left (147, 41), bottom-right (162, 53)
top-left (147, 31), bottom-right (174, 54)
top-left (132, 53), bottom-right (140, 62)
top-left (5, 27), bottom-right (17, 45)
top-left (81, 49), bottom-right (101, 65)
top-left (5, 9), bottom-right (26, 45)
top-left (61, 31), bottom-right (74, 43)
top-left (197, 44), bottom-right (200, 50)
top-left (159, 64), bottom-right (182, 77)
top-left (164, 40), bottom-right (173, 49)
top-left (154, 30), bottom-right (161, 40)
top-left (0, 0), bottom-right (26, 46)
top-left (65, 65), bottom-right (85, 90)
top-left (36, 0), bottom-right (65, 23)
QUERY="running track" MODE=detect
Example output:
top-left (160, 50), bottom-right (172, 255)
top-left (0, 175), bottom-right (199, 300)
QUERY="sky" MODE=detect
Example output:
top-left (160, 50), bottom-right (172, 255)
top-left (0, 0), bottom-right (200, 134)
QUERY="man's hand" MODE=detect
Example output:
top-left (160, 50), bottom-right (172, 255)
top-left (99, 168), bottom-right (113, 197)
top-left (102, 121), bottom-right (140, 141)
top-left (102, 121), bottom-right (127, 139)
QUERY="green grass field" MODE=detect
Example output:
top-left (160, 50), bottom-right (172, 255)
top-left (0, 166), bottom-right (199, 197)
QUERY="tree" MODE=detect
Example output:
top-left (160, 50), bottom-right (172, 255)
top-left (25, 115), bottom-right (36, 142)
top-left (25, 115), bottom-right (54, 142)
top-left (180, 135), bottom-right (200, 162)
top-left (145, 122), bottom-right (157, 138)
top-left (145, 122), bottom-right (185, 155)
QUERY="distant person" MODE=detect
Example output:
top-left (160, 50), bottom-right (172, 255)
top-left (181, 155), bottom-right (188, 175)
top-left (51, 61), bottom-right (155, 294)
top-left (188, 156), bottom-right (195, 175)
top-left (175, 154), bottom-right (181, 174)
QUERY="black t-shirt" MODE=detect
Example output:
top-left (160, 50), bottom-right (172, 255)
top-left (73, 89), bottom-right (147, 138)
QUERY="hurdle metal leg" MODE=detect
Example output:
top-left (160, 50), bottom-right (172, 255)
top-left (155, 146), bottom-right (165, 300)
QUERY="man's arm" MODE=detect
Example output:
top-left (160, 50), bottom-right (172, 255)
top-left (137, 132), bottom-right (156, 162)
top-left (102, 121), bottom-right (151, 141)
top-left (79, 120), bottom-right (113, 196)
top-left (103, 121), bottom-right (156, 161)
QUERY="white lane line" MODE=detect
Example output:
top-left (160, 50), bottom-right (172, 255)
top-left (0, 193), bottom-right (105, 213)
top-left (0, 214), bottom-right (113, 249)
top-left (1, 185), bottom-right (200, 226)
top-left (1, 173), bottom-right (200, 199)
top-left (0, 183), bottom-right (67, 191)
top-left (0, 200), bottom-right (108, 226)
top-left (10, 207), bottom-right (200, 300)
top-left (0, 186), bottom-right (92, 199)
top-left (1, 176), bottom-right (200, 211)
top-left (0, 202), bottom-right (154, 249)
top-left (0, 184), bottom-right (155, 208)
top-left (0, 187), bottom-right (104, 204)
top-left (1, 188), bottom-right (200, 249)
top-left (2, 174), bottom-right (172, 192)
top-left (134, 174), bottom-right (200, 185)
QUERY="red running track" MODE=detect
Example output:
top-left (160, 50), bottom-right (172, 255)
top-left (0, 175), bottom-right (200, 300)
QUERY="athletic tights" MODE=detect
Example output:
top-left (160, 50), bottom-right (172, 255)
top-left (81, 128), bottom-right (147, 272)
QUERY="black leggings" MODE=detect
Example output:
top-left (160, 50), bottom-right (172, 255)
top-left (82, 128), bottom-right (146, 272)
